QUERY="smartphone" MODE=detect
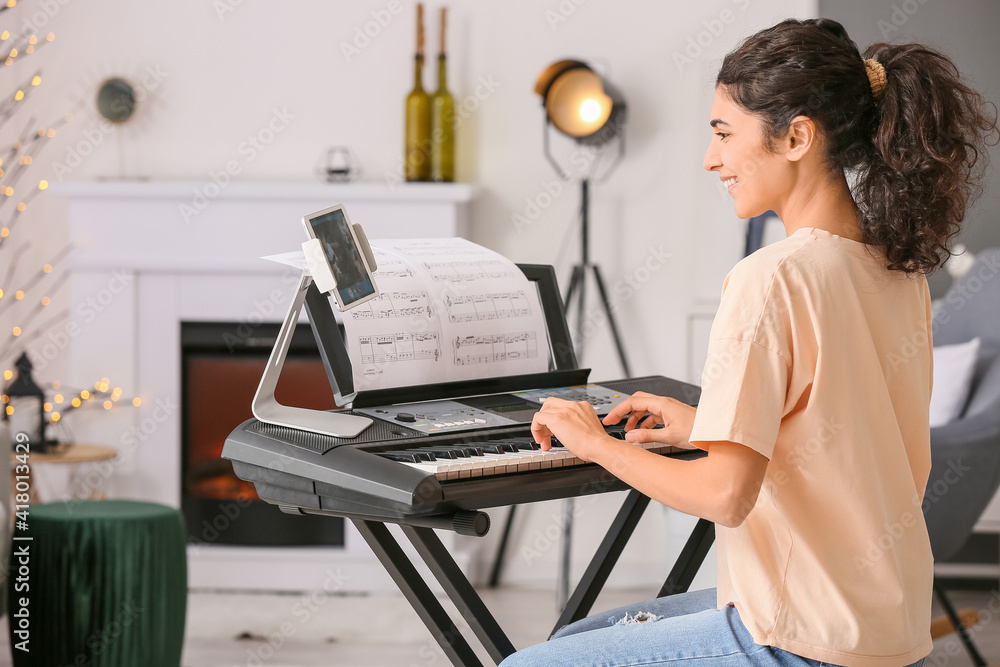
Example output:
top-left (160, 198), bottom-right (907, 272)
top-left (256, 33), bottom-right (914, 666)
top-left (301, 204), bottom-right (380, 311)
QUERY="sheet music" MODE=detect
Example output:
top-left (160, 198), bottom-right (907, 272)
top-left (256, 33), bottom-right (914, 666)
top-left (344, 238), bottom-right (549, 392)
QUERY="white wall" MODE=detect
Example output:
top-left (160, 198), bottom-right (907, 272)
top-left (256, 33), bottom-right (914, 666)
top-left (17, 0), bottom-right (820, 590)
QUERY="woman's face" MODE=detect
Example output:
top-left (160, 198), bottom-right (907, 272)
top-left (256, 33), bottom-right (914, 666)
top-left (703, 87), bottom-right (792, 219)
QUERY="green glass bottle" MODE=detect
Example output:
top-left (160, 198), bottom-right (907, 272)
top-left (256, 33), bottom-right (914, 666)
top-left (430, 7), bottom-right (455, 182)
top-left (405, 3), bottom-right (430, 182)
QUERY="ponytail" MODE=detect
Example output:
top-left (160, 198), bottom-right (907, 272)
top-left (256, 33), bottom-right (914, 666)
top-left (717, 19), bottom-right (998, 274)
top-left (856, 43), bottom-right (998, 273)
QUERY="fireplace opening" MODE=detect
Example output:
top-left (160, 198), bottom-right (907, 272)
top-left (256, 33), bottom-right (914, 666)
top-left (181, 321), bottom-right (345, 547)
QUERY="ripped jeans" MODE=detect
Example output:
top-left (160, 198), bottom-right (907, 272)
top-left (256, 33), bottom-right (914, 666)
top-left (499, 588), bottom-right (926, 667)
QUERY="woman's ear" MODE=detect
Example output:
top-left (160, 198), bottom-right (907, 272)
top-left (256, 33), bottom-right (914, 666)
top-left (784, 115), bottom-right (816, 162)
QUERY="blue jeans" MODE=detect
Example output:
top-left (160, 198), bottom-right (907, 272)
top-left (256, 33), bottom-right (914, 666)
top-left (499, 588), bottom-right (926, 667)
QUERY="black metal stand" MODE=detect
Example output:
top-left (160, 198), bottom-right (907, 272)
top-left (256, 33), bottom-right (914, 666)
top-left (352, 493), bottom-right (715, 666)
top-left (564, 179), bottom-right (632, 377)
top-left (933, 578), bottom-right (987, 667)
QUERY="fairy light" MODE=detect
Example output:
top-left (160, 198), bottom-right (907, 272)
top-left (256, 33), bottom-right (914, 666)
top-left (5, 406), bottom-right (13, 416)
top-left (40, 296), bottom-right (50, 306)
top-left (28, 35), bottom-right (36, 45)
top-left (14, 290), bottom-right (23, 299)
top-left (103, 400), bottom-right (112, 410)
top-left (71, 398), bottom-right (81, 408)
top-left (9, 48), bottom-right (17, 58)
top-left (0, 287), bottom-right (4, 296)
top-left (30, 75), bottom-right (40, 87)
top-left (0, 228), bottom-right (7, 238)
top-left (1, 31), bottom-right (8, 40)
top-left (2, 370), bottom-right (11, 381)
top-left (52, 381), bottom-right (60, 390)
top-left (46, 129), bottom-right (54, 138)
top-left (17, 202), bottom-right (25, 211)
top-left (80, 390), bottom-right (90, 399)
top-left (46, 33), bottom-right (54, 41)
top-left (132, 397), bottom-right (142, 407)
top-left (13, 89), bottom-right (23, 101)
top-left (1, 394), bottom-right (8, 403)
top-left (38, 180), bottom-right (47, 190)
top-left (43, 263), bottom-right (51, 273)
top-left (12, 326), bottom-right (20, 336)
top-left (6, 1), bottom-right (17, 8)
top-left (99, 382), bottom-right (109, 392)
top-left (24, 45), bottom-right (32, 54)
top-left (42, 402), bottom-right (51, 411)
top-left (4, 187), bottom-right (13, 196)
top-left (20, 156), bottom-right (30, 165)
top-left (54, 394), bottom-right (63, 403)
top-left (51, 412), bottom-right (60, 422)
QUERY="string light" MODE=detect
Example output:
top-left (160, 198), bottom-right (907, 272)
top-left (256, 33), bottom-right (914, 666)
top-left (80, 390), bottom-right (90, 399)
top-left (23, 45), bottom-right (31, 55)
top-left (20, 156), bottom-right (30, 165)
top-left (13, 89), bottom-right (23, 101)
top-left (54, 394), bottom-right (63, 403)
top-left (4, 187), bottom-right (13, 196)
top-left (46, 129), bottom-right (54, 138)
top-left (52, 381), bottom-right (60, 389)
top-left (6, 1), bottom-right (16, 8)
top-left (17, 202), bottom-right (25, 211)
top-left (14, 290), bottom-right (23, 299)
top-left (0, 31), bottom-right (8, 40)
top-left (71, 398), bottom-right (81, 408)
top-left (12, 326), bottom-right (20, 335)
top-left (5, 406), bottom-right (12, 416)
top-left (40, 296), bottom-right (49, 306)
top-left (2, 370), bottom-right (10, 381)
top-left (27, 35), bottom-right (36, 45)
top-left (42, 402), bottom-right (51, 411)
top-left (51, 412), bottom-right (60, 422)
top-left (103, 400), bottom-right (112, 410)
top-left (43, 263), bottom-right (51, 273)
top-left (30, 75), bottom-right (39, 86)
top-left (46, 33), bottom-right (54, 41)
top-left (132, 398), bottom-right (142, 407)
top-left (0, 228), bottom-right (6, 238)
top-left (38, 180), bottom-right (47, 190)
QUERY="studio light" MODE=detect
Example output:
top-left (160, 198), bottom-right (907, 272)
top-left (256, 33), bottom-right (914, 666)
top-left (534, 60), bottom-right (630, 375)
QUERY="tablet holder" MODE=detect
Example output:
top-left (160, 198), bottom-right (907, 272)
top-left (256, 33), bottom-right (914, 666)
top-left (250, 222), bottom-right (378, 438)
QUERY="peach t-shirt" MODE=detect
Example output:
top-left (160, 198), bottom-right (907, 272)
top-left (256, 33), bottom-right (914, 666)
top-left (688, 227), bottom-right (933, 667)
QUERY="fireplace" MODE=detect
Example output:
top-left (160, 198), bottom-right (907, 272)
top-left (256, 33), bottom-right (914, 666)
top-left (181, 321), bottom-right (345, 547)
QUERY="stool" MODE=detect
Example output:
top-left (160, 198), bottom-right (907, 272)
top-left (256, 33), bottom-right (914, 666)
top-left (7, 500), bottom-right (187, 667)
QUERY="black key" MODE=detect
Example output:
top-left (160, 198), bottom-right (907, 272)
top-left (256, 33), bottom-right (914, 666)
top-left (419, 448), bottom-right (458, 459)
top-left (434, 446), bottom-right (470, 458)
top-left (515, 441), bottom-right (540, 450)
top-left (481, 444), bottom-right (508, 455)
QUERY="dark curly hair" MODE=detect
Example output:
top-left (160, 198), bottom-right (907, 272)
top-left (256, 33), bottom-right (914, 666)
top-left (717, 18), bottom-right (999, 274)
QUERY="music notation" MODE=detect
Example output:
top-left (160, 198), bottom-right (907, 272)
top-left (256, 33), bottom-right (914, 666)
top-left (424, 260), bottom-right (512, 282)
top-left (344, 238), bottom-right (549, 391)
top-left (445, 291), bottom-right (533, 323)
top-left (360, 332), bottom-right (441, 364)
top-left (351, 291), bottom-right (433, 319)
top-left (453, 332), bottom-right (539, 365)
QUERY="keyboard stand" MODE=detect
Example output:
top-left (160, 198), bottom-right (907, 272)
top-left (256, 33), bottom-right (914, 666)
top-left (354, 490), bottom-right (715, 666)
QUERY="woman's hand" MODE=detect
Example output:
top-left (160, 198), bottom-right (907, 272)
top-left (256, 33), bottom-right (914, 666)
top-left (601, 391), bottom-right (697, 448)
top-left (530, 398), bottom-right (615, 462)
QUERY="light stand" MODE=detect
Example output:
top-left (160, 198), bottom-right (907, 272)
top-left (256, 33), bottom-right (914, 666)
top-left (535, 60), bottom-right (630, 611)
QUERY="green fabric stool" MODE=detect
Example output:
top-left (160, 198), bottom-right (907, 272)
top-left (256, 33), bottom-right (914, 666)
top-left (7, 500), bottom-right (187, 666)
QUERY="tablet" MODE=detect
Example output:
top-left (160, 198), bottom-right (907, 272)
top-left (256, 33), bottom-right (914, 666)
top-left (302, 205), bottom-right (380, 311)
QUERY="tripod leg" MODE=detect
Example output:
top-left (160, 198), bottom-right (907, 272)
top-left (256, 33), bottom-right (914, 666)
top-left (487, 505), bottom-right (517, 588)
top-left (564, 265), bottom-right (583, 310)
top-left (590, 264), bottom-right (632, 377)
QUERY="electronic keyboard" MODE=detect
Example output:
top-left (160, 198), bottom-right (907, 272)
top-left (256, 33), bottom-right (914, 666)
top-left (222, 375), bottom-right (701, 530)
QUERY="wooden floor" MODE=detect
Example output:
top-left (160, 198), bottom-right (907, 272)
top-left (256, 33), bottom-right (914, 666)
top-left (0, 586), bottom-right (997, 666)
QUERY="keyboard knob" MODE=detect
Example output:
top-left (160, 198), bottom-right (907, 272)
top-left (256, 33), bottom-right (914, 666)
top-left (395, 412), bottom-right (417, 423)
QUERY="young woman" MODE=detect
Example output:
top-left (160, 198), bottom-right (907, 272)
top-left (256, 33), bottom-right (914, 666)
top-left (502, 18), bottom-right (997, 667)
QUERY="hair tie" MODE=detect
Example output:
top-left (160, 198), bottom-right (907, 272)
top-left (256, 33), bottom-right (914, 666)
top-left (865, 58), bottom-right (887, 99)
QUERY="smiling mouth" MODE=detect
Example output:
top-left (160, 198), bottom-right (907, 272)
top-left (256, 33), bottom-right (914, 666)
top-left (723, 177), bottom-right (739, 188)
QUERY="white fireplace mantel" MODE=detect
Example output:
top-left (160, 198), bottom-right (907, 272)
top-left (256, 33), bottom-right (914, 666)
top-left (54, 180), bottom-right (477, 591)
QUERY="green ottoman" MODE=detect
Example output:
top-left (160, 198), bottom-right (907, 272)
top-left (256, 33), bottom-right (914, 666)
top-left (7, 500), bottom-right (187, 666)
